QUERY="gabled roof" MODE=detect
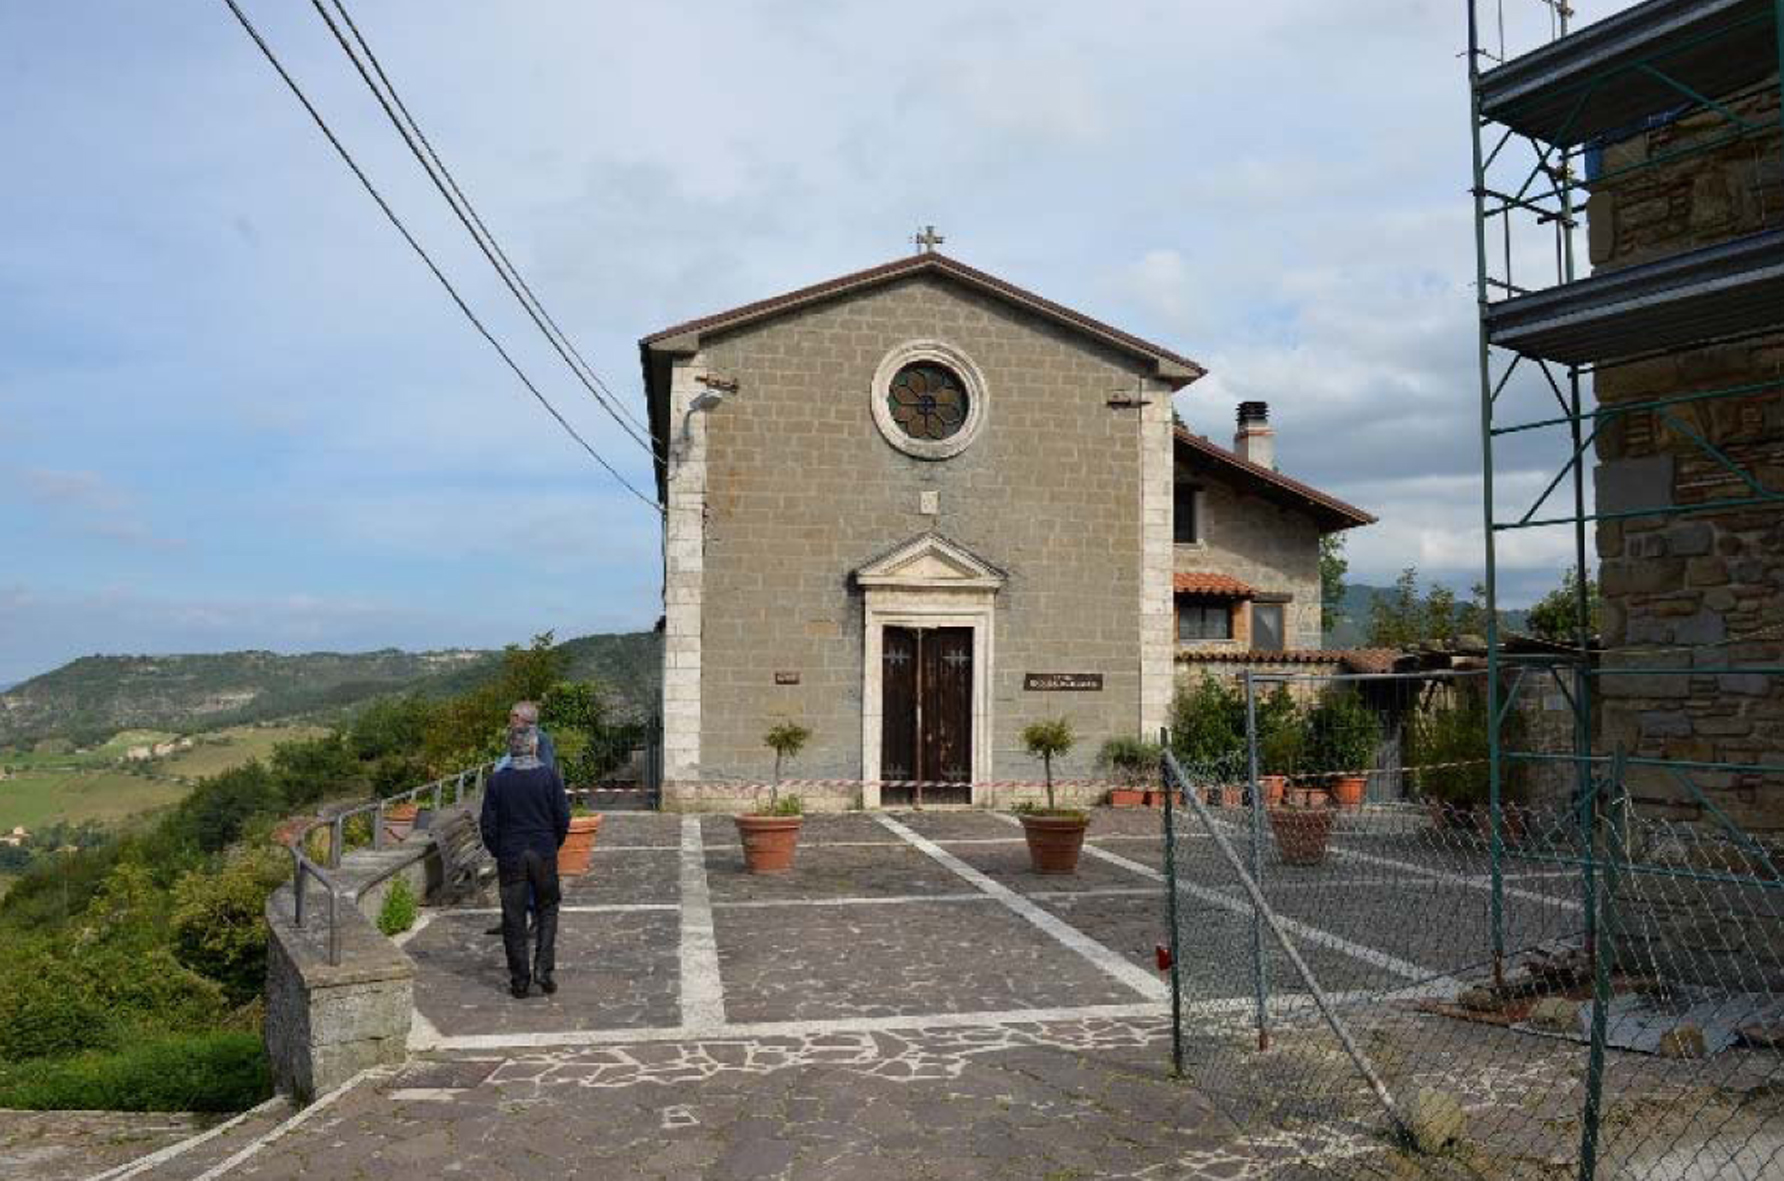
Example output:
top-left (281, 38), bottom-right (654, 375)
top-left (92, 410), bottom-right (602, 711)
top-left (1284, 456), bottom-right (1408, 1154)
top-left (1174, 426), bottom-right (1375, 533)
top-left (641, 252), bottom-right (1206, 385)
top-left (854, 531), bottom-right (1006, 592)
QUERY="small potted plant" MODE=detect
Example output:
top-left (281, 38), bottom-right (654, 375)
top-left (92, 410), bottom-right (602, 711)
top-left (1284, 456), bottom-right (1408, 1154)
top-left (737, 721), bottom-right (809, 874)
top-left (1015, 718), bottom-right (1089, 874)
top-left (1308, 688), bottom-right (1381, 809)
top-left (382, 798), bottom-right (420, 843)
top-left (1098, 736), bottom-right (1160, 808)
top-left (558, 795), bottom-right (603, 876)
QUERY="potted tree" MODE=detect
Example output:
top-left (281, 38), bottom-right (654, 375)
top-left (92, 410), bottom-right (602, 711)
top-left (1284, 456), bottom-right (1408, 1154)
top-left (736, 721), bottom-right (808, 874)
top-left (1015, 718), bottom-right (1089, 874)
top-left (1098, 736), bottom-right (1161, 808)
top-left (1256, 686), bottom-right (1305, 808)
top-left (1408, 693), bottom-right (1523, 837)
top-left (1170, 674), bottom-right (1246, 806)
top-left (558, 795), bottom-right (603, 876)
top-left (1268, 795), bottom-right (1335, 865)
top-left (1309, 688), bottom-right (1381, 809)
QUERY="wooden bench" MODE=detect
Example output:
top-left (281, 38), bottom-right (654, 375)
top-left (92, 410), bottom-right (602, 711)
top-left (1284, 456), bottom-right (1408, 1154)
top-left (430, 806), bottom-right (494, 904)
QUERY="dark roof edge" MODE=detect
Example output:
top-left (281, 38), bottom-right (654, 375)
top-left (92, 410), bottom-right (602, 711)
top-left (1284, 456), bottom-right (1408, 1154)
top-left (1174, 426), bottom-right (1376, 530)
top-left (640, 252), bottom-right (1207, 386)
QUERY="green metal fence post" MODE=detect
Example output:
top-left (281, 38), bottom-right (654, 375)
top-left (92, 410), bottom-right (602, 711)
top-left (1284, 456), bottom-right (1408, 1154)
top-left (1243, 669), bottom-right (1270, 1050)
top-left (1577, 746), bottom-right (1620, 1181)
top-left (1160, 726), bottom-right (1184, 1078)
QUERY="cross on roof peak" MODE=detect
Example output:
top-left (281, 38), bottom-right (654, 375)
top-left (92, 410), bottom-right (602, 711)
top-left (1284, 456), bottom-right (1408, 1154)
top-left (913, 225), bottom-right (946, 254)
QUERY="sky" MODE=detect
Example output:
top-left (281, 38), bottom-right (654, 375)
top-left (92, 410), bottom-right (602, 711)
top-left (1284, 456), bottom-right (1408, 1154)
top-left (0, 0), bottom-right (1600, 686)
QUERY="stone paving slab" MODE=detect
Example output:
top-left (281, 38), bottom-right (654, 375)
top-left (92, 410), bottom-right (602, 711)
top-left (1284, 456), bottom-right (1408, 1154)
top-left (563, 847), bottom-right (681, 904)
top-left (408, 910), bottom-right (680, 1035)
top-left (1031, 890), bottom-right (1169, 973)
top-left (704, 843), bottom-right (969, 903)
top-left (589, 812), bottom-right (684, 847)
top-left (939, 836), bottom-right (1160, 894)
top-left (220, 1017), bottom-right (1395, 1181)
top-left (889, 809), bottom-right (1027, 841)
top-left (700, 811), bottom-right (899, 848)
top-left (0, 1110), bottom-right (216, 1181)
top-left (713, 899), bottom-right (1137, 1023)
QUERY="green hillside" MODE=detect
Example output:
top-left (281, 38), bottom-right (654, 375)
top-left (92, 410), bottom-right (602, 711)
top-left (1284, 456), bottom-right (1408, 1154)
top-left (1323, 583), bottom-right (1528, 649)
top-left (0, 632), bottom-right (662, 749)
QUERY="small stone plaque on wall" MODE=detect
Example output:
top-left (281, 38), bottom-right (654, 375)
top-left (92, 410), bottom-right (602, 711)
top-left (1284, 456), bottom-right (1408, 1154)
top-left (774, 671), bottom-right (801, 685)
top-left (1024, 673), bottom-right (1103, 692)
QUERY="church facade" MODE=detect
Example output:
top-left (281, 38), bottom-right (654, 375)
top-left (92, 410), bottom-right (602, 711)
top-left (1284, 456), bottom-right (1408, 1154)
top-left (642, 252), bottom-right (1367, 811)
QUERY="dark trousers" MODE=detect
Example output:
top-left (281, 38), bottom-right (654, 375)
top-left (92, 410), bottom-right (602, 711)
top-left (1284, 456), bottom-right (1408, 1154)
top-left (497, 849), bottom-right (561, 989)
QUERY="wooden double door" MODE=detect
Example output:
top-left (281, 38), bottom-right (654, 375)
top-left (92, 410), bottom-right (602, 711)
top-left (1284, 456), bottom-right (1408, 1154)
top-left (880, 626), bottom-right (972, 804)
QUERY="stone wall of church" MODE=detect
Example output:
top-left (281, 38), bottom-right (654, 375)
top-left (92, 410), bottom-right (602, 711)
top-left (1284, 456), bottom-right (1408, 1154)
top-left (686, 273), bottom-right (1161, 791)
top-left (1585, 79), bottom-right (1784, 833)
top-left (1172, 463), bottom-right (1323, 651)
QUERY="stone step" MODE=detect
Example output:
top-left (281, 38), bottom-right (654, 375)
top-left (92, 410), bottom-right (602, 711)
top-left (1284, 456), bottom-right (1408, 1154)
top-left (94, 1094), bottom-right (296, 1181)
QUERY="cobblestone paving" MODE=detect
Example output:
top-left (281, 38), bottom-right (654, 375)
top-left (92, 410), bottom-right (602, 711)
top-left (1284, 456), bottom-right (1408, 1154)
top-left (705, 843), bottom-right (969, 902)
top-left (0, 1109), bottom-right (215, 1180)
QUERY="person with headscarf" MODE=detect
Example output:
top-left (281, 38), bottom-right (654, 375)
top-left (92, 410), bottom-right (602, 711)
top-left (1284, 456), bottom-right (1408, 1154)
top-left (479, 724), bottom-right (569, 998)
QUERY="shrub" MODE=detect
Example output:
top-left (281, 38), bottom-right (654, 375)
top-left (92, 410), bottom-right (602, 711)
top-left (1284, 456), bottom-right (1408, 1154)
top-left (0, 1031), bottom-right (271, 1112)
top-left (377, 875), bottom-right (418, 937)
top-left (761, 721), bottom-right (811, 811)
top-left (1407, 691), bottom-right (1525, 806)
top-left (1096, 736), bottom-right (1161, 786)
top-left (171, 848), bottom-right (288, 1006)
top-left (0, 941), bottom-right (118, 1062)
top-left (1306, 688), bottom-right (1382, 775)
top-left (1256, 686), bottom-right (1308, 778)
top-left (1169, 676), bottom-right (1245, 766)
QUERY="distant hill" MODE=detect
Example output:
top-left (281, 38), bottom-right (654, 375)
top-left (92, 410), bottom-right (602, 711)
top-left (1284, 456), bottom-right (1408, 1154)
top-left (0, 632), bottom-right (661, 749)
top-left (1323, 583), bottom-right (1528, 649)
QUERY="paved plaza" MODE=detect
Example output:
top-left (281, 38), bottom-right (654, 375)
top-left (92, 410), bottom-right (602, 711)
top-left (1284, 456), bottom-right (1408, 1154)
top-left (83, 805), bottom-right (1777, 1180)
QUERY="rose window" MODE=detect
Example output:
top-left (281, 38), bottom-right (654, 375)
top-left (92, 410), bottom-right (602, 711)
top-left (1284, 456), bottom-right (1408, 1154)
top-left (887, 363), bottom-right (969, 441)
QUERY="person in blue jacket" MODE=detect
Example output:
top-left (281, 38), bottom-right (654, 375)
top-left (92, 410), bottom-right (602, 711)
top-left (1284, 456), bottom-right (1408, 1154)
top-left (479, 724), bottom-right (569, 998)
top-left (485, 700), bottom-right (558, 936)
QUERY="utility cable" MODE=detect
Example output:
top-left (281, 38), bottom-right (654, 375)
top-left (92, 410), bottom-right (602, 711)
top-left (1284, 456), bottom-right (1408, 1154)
top-left (218, 0), bottom-right (662, 514)
top-left (315, 0), bottom-right (659, 455)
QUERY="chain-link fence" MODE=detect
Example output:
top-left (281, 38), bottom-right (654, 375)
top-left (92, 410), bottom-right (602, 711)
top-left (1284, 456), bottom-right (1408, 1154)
top-left (1159, 668), bottom-right (1784, 1180)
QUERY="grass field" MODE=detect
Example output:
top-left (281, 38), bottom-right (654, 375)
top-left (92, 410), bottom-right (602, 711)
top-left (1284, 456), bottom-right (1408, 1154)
top-left (0, 723), bottom-right (327, 833)
top-left (156, 723), bottom-right (328, 780)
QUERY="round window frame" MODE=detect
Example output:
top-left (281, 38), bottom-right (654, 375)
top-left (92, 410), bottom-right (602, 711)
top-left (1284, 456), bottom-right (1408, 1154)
top-left (871, 341), bottom-right (988, 460)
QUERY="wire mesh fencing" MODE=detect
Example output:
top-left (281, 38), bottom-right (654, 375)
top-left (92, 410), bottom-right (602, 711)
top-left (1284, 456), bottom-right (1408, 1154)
top-left (1159, 669), bottom-right (1784, 1180)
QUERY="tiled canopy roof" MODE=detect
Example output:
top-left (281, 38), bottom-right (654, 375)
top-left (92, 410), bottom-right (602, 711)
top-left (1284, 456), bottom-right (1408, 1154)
top-left (1172, 572), bottom-right (1256, 598)
top-left (1176, 648), bottom-right (1406, 674)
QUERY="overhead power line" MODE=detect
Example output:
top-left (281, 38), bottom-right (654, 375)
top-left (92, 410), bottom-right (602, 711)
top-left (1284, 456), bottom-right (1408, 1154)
top-left (312, 0), bottom-right (659, 456)
top-left (218, 0), bottom-right (662, 514)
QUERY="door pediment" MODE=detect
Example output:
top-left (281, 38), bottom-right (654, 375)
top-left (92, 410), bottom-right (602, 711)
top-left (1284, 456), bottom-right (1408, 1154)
top-left (854, 532), bottom-right (1006, 592)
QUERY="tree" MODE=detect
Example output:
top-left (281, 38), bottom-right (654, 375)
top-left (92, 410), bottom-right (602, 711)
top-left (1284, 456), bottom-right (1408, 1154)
top-left (1319, 534), bottom-right (1349, 637)
top-left (1021, 718), bottom-right (1076, 811)
top-left (1525, 566), bottom-right (1602, 642)
top-left (1366, 568), bottom-right (1424, 648)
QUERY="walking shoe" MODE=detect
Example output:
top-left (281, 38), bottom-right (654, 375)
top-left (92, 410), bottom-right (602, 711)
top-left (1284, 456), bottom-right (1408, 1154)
top-left (537, 974), bottom-right (557, 996)
top-left (485, 924), bottom-right (503, 936)
top-left (510, 980), bottom-right (530, 999)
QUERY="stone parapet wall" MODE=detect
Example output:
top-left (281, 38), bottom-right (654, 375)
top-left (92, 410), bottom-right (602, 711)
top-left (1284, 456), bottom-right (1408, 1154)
top-left (1589, 75), bottom-right (1784, 831)
top-left (264, 838), bottom-right (443, 1102)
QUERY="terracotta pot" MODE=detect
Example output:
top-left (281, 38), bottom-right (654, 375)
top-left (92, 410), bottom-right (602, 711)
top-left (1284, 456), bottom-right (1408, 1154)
top-left (1144, 789), bottom-right (1184, 808)
top-left (382, 802), bottom-right (419, 844)
top-left (736, 815), bottom-right (803, 874)
top-left (1269, 807), bottom-right (1334, 865)
top-left (1332, 775), bottom-right (1368, 809)
top-left (1260, 775), bottom-right (1288, 807)
top-left (1108, 788), bottom-right (1147, 808)
top-left (1287, 785), bottom-right (1330, 809)
top-left (1019, 813), bottom-right (1090, 875)
top-left (557, 814), bottom-right (603, 876)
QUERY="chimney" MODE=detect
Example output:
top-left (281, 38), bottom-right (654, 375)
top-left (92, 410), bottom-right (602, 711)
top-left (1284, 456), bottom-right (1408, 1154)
top-left (1235, 401), bottom-right (1274, 468)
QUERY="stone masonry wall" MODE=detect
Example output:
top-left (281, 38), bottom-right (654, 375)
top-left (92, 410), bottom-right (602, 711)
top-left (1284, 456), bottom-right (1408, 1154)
top-left (1173, 458), bottom-right (1323, 652)
top-left (689, 273), bottom-right (1159, 789)
top-left (1587, 79), bottom-right (1784, 833)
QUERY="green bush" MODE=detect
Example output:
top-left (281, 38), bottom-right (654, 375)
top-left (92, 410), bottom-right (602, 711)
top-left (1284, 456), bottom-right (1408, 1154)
top-left (0, 941), bottom-right (118, 1062)
top-left (171, 848), bottom-right (288, 1006)
top-left (1096, 736), bottom-right (1162, 786)
top-left (0, 1032), bottom-right (271, 1112)
top-left (1169, 675), bottom-right (1245, 766)
top-left (377, 875), bottom-right (418, 937)
top-left (1256, 686), bottom-right (1308, 777)
top-left (1407, 691), bottom-right (1525, 806)
top-left (1306, 688), bottom-right (1382, 774)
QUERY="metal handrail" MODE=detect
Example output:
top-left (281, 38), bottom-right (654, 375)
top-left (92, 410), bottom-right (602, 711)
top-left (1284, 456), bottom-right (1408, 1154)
top-left (286, 762), bottom-right (495, 965)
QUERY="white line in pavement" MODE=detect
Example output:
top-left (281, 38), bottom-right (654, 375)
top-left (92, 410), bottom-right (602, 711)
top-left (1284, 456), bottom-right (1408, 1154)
top-left (678, 816), bottom-right (726, 1035)
top-left (875, 814), bottom-right (1168, 1002)
top-left (1323, 843), bottom-right (1583, 912)
top-left (999, 814), bottom-right (1452, 988)
top-left (715, 892), bottom-right (991, 909)
top-left (92, 1094), bottom-right (291, 1181)
top-left (188, 1066), bottom-right (391, 1180)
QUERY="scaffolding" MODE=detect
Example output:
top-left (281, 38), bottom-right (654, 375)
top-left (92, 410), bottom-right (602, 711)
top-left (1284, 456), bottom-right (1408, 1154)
top-left (1469, 1), bottom-right (1783, 1175)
